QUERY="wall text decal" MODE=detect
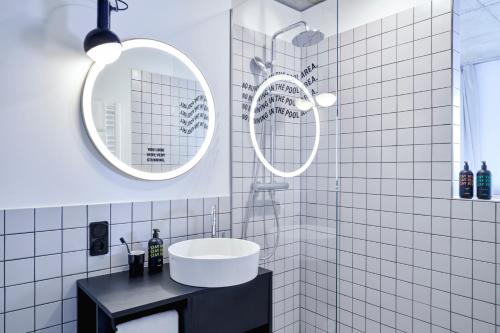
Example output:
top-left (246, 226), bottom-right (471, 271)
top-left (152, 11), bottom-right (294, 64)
top-left (146, 147), bottom-right (166, 163)
top-left (240, 62), bottom-right (318, 123)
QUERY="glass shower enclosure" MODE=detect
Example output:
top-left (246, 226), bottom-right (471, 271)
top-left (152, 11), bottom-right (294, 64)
top-left (230, 1), bottom-right (340, 332)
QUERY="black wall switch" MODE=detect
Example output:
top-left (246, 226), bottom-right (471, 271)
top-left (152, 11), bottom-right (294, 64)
top-left (89, 222), bottom-right (109, 256)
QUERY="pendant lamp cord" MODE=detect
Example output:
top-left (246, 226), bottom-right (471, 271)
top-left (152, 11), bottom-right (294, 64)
top-left (111, 0), bottom-right (128, 12)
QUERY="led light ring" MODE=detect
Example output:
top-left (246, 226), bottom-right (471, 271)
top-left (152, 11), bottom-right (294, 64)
top-left (82, 39), bottom-right (215, 180)
top-left (249, 74), bottom-right (320, 178)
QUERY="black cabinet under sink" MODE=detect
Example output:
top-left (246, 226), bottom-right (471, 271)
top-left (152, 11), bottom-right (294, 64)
top-left (77, 264), bottom-right (272, 333)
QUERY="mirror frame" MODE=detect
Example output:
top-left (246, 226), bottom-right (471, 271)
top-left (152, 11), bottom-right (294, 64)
top-left (82, 39), bottom-right (215, 180)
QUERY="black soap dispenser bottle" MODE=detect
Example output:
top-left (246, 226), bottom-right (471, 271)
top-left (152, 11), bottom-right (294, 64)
top-left (459, 161), bottom-right (474, 199)
top-left (148, 229), bottom-right (163, 273)
top-left (477, 161), bottom-right (492, 200)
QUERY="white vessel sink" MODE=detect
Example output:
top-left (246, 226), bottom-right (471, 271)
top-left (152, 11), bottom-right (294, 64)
top-left (168, 238), bottom-right (260, 288)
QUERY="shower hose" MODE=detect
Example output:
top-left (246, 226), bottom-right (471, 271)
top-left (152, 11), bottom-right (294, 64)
top-left (241, 93), bottom-right (280, 261)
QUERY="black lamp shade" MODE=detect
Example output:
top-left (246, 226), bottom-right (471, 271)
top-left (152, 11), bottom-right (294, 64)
top-left (84, 28), bottom-right (121, 53)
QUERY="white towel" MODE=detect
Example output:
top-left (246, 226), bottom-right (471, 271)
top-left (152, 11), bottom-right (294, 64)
top-left (116, 310), bottom-right (178, 333)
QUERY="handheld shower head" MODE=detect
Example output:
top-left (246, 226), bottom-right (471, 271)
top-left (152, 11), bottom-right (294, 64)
top-left (251, 57), bottom-right (271, 76)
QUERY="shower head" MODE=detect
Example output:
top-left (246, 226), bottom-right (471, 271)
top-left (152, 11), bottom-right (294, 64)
top-left (292, 29), bottom-right (325, 47)
top-left (275, 0), bottom-right (326, 12)
top-left (251, 57), bottom-right (271, 76)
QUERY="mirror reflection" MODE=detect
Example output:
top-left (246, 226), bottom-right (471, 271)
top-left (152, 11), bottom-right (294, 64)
top-left (89, 41), bottom-right (210, 174)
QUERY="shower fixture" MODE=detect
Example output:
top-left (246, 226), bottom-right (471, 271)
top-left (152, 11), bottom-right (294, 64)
top-left (84, 0), bottom-right (128, 64)
top-left (270, 21), bottom-right (324, 66)
top-left (295, 92), bottom-right (337, 111)
top-left (315, 92), bottom-right (337, 107)
top-left (292, 28), bottom-right (325, 48)
top-left (295, 97), bottom-right (314, 111)
top-left (275, 0), bottom-right (327, 12)
top-left (250, 56), bottom-right (271, 77)
top-left (243, 21), bottom-right (326, 261)
top-left (250, 21), bottom-right (325, 79)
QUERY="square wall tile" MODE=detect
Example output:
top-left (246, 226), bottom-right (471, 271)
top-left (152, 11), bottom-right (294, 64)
top-left (5, 258), bottom-right (34, 285)
top-left (62, 251), bottom-right (86, 276)
top-left (152, 201), bottom-right (170, 220)
top-left (36, 278), bottom-right (62, 305)
top-left (171, 199), bottom-right (187, 218)
top-left (63, 228), bottom-right (86, 252)
top-left (187, 198), bottom-right (204, 217)
top-left (132, 202), bottom-right (151, 222)
top-left (88, 204), bottom-right (110, 223)
top-left (6, 283), bottom-right (34, 311)
top-left (62, 273), bottom-right (86, 299)
top-left (5, 208), bottom-right (34, 234)
top-left (415, 2), bottom-right (432, 22)
top-left (36, 254), bottom-right (62, 280)
top-left (111, 245), bottom-right (128, 268)
top-left (63, 298), bottom-right (77, 322)
top-left (88, 252), bottom-right (110, 272)
top-left (36, 301), bottom-right (62, 330)
top-left (36, 230), bottom-right (62, 256)
top-left (219, 197), bottom-right (231, 214)
top-left (171, 218), bottom-right (187, 238)
top-left (473, 201), bottom-right (496, 222)
top-left (62, 206), bottom-right (86, 229)
top-left (132, 221), bottom-right (151, 243)
top-left (110, 203), bottom-right (131, 224)
top-left (5, 233), bottom-right (34, 260)
top-left (111, 223), bottom-right (132, 246)
top-left (432, 0), bottom-right (452, 16)
top-left (6, 307), bottom-right (34, 333)
top-left (35, 207), bottom-right (61, 231)
top-left (187, 215), bottom-right (204, 235)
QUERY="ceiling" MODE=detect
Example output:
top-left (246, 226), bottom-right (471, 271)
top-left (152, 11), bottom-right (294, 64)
top-left (232, 0), bottom-right (429, 39)
top-left (458, 0), bottom-right (500, 64)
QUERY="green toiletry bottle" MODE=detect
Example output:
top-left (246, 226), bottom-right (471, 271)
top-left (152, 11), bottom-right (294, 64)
top-left (148, 229), bottom-right (163, 273)
top-left (477, 161), bottom-right (492, 200)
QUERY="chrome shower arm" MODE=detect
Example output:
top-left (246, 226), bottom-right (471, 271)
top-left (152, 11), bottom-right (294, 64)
top-left (271, 21), bottom-right (309, 65)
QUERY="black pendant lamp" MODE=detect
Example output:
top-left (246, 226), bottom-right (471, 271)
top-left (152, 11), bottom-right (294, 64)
top-left (84, 0), bottom-right (128, 64)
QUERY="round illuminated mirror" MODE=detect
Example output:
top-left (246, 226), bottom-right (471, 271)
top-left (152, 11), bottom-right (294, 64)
top-left (249, 74), bottom-right (320, 178)
top-left (82, 39), bottom-right (215, 180)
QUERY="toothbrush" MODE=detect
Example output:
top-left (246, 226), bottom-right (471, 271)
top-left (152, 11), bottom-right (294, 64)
top-left (120, 237), bottom-right (131, 254)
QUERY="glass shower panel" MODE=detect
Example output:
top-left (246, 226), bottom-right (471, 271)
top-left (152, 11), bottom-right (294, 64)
top-left (230, 1), bottom-right (340, 331)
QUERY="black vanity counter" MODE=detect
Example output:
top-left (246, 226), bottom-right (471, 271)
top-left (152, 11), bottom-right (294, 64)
top-left (77, 264), bottom-right (272, 333)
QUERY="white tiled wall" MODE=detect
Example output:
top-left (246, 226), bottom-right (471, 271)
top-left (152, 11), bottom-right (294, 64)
top-left (331, 0), bottom-right (500, 332)
top-left (0, 196), bottom-right (230, 333)
top-left (299, 32), bottom-right (339, 333)
top-left (231, 1), bottom-right (499, 333)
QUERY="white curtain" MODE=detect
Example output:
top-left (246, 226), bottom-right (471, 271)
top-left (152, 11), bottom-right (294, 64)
top-left (460, 64), bottom-right (480, 174)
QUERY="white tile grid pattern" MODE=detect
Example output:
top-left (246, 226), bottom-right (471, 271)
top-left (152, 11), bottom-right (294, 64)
top-left (231, 1), bottom-right (500, 332)
top-left (332, 1), bottom-right (500, 332)
top-left (299, 33), bottom-right (339, 333)
top-left (231, 24), bottom-right (303, 333)
top-left (131, 69), bottom-right (208, 172)
top-left (0, 196), bottom-right (230, 333)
